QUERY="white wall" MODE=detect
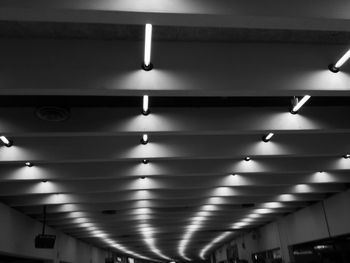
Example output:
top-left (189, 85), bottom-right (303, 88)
top-left (214, 245), bottom-right (227, 263)
top-left (257, 222), bottom-right (280, 251)
top-left (211, 188), bottom-right (350, 263)
top-left (226, 223), bottom-right (280, 262)
top-left (0, 202), bottom-right (107, 263)
top-left (324, 189), bottom-right (350, 236)
top-left (280, 202), bottom-right (329, 245)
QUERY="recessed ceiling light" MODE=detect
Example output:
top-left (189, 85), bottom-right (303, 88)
top-left (247, 213), bottom-right (261, 218)
top-left (142, 95), bottom-right (150, 115)
top-left (290, 95), bottom-right (311, 114)
top-left (141, 134), bottom-right (149, 144)
top-left (254, 208), bottom-right (273, 214)
top-left (329, 49), bottom-right (350, 73)
top-left (141, 24), bottom-right (153, 71)
top-left (263, 202), bottom-right (284, 208)
top-left (25, 162), bottom-right (33, 167)
top-left (262, 132), bottom-right (274, 142)
top-left (0, 135), bottom-right (12, 147)
top-left (232, 222), bottom-right (249, 227)
top-left (244, 157), bottom-right (251, 161)
top-left (142, 159), bottom-right (149, 164)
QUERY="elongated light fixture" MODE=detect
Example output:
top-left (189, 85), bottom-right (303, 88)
top-left (0, 135), bottom-right (12, 147)
top-left (329, 49), bottom-right (350, 73)
top-left (262, 132), bottom-right (274, 142)
top-left (290, 95), bottom-right (311, 114)
top-left (142, 95), bottom-right (150, 115)
top-left (142, 24), bottom-right (153, 71)
top-left (141, 134), bottom-right (149, 144)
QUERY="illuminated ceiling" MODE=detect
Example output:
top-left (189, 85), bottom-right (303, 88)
top-left (1, 0), bottom-right (350, 262)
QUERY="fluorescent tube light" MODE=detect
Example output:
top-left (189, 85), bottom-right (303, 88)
top-left (329, 49), bottom-right (350, 72)
top-left (142, 24), bottom-right (153, 71)
top-left (142, 95), bottom-right (149, 115)
top-left (291, 95), bottom-right (311, 114)
top-left (141, 134), bottom-right (149, 144)
top-left (262, 132), bottom-right (274, 142)
top-left (0, 135), bottom-right (12, 147)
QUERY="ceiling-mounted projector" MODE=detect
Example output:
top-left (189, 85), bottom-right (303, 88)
top-left (35, 234), bottom-right (56, 249)
top-left (35, 205), bottom-right (56, 249)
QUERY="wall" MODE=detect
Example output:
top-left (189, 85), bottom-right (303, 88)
top-left (324, 189), bottom-right (350, 236)
top-left (211, 187), bottom-right (350, 263)
top-left (215, 246), bottom-right (227, 263)
top-left (222, 223), bottom-right (279, 262)
top-left (0, 202), bottom-right (107, 263)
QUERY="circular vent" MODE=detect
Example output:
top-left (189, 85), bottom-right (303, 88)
top-left (35, 106), bottom-right (70, 122)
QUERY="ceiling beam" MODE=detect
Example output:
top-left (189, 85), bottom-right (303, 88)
top-left (1, 0), bottom-right (350, 31)
top-left (0, 39), bottom-right (348, 96)
top-left (1, 157), bottom-right (349, 181)
top-left (39, 209), bottom-right (292, 223)
top-left (29, 202), bottom-right (304, 220)
top-left (1, 134), bottom-right (350, 162)
top-left (57, 220), bottom-right (271, 236)
top-left (0, 184), bottom-right (346, 206)
top-left (16, 198), bottom-right (314, 214)
top-left (1, 107), bottom-right (350, 137)
top-left (0, 178), bottom-right (345, 196)
top-left (0, 191), bottom-right (334, 206)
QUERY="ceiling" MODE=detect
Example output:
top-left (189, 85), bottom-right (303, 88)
top-left (2, 21), bottom-right (350, 44)
top-left (1, 0), bottom-right (350, 262)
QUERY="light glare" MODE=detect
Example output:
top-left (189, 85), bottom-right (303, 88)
top-left (254, 208), bottom-right (274, 214)
top-left (199, 231), bottom-right (232, 259)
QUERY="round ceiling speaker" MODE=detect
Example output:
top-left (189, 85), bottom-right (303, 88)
top-left (35, 106), bottom-right (70, 122)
